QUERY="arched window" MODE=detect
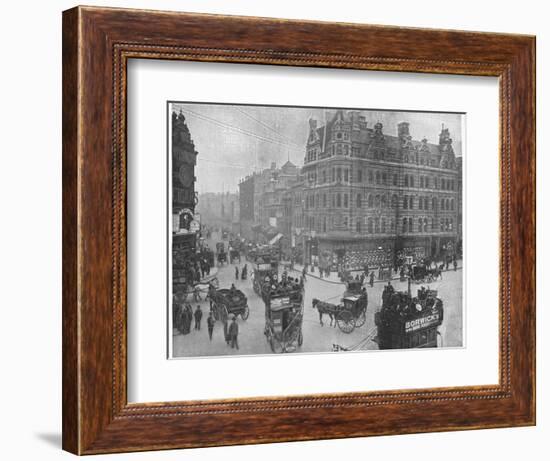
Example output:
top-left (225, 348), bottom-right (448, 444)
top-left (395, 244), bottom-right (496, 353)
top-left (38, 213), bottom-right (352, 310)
top-left (368, 218), bottom-right (374, 234)
top-left (419, 197), bottom-right (423, 210)
top-left (403, 196), bottom-right (408, 209)
top-left (402, 217), bottom-right (408, 233)
top-left (409, 196), bottom-right (414, 209)
top-left (323, 194), bottom-right (327, 208)
top-left (381, 195), bottom-right (387, 208)
top-left (376, 171), bottom-right (381, 184)
top-left (440, 218), bottom-right (445, 231)
top-left (424, 197), bottom-right (429, 210)
top-left (343, 194), bottom-right (348, 208)
top-left (408, 217), bottom-right (413, 233)
top-left (446, 198), bottom-right (450, 210)
top-left (424, 218), bottom-right (429, 232)
top-left (375, 195), bottom-right (381, 208)
top-left (420, 176), bottom-right (425, 188)
top-left (409, 175), bottom-right (415, 188)
top-left (441, 198), bottom-right (445, 210)
top-left (368, 170), bottom-right (374, 183)
top-left (404, 175), bottom-right (409, 187)
top-left (382, 172), bottom-right (387, 184)
top-left (323, 217), bottom-right (327, 233)
top-left (375, 218), bottom-right (380, 233)
top-left (391, 194), bottom-right (398, 208)
top-left (418, 218), bottom-right (423, 232)
top-left (356, 219), bottom-right (361, 233)
top-left (432, 197), bottom-right (437, 210)
top-left (393, 174), bottom-right (398, 186)
top-left (451, 198), bottom-right (455, 211)
top-left (357, 169), bottom-right (362, 182)
top-left (337, 193), bottom-right (341, 207)
top-left (356, 194), bottom-right (362, 208)
top-left (381, 218), bottom-right (386, 233)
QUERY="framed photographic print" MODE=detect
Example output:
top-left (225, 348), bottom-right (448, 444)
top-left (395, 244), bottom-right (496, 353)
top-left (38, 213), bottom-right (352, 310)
top-left (62, 6), bottom-right (536, 455)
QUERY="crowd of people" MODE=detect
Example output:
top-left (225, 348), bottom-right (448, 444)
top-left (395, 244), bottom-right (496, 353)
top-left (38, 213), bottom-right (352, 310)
top-left (173, 298), bottom-right (241, 350)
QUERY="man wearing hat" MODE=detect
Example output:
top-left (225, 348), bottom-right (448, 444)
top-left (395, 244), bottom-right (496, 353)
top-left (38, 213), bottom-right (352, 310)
top-left (228, 315), bottom-right (239, 350)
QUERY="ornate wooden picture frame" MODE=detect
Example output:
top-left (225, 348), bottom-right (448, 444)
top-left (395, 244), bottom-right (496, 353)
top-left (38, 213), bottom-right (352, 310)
top-left (62, 6), bottom-right (535, 455)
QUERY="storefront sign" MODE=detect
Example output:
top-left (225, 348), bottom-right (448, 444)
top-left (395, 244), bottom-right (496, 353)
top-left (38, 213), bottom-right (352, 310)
top-left (404, 312), bottom-right (440, 333)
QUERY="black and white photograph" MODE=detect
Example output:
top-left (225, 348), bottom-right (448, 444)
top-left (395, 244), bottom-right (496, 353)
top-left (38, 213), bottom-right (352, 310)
top-left (169, 102), bottom-right (464, 358)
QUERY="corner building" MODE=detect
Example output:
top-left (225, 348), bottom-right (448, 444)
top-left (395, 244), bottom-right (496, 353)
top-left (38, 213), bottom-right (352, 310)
top-left (301, 110), bottom-right (461, 270)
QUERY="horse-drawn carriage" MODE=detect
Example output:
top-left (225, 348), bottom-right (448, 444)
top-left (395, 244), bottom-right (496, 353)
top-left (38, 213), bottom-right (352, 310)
top-left (312, 281), bottom-right (368, 334)
top-left (375, 287), bottom-right (444, 349)
top-left (263, 282), bottom-right (304, 353)
top-left (229, 248), bottom-right (241, 264)
top-left (216, 242), bottom-right (227, 266)
top-left (208, 286), bottom-right (249, 322)
top-left (252, 257), bottom-right (279, 296)
top-left (408, 259), bottom-right (441, 284)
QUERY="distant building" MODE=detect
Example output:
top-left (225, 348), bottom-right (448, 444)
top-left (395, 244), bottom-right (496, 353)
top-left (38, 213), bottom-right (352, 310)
top-left (196, 191), bottom-right (240, 231)
top-left (238, 173), bottom-right (256, 240)
top-left (300, 110), bottom-right (461, 270)
top-left (239, 162), bottom-right (300, 244)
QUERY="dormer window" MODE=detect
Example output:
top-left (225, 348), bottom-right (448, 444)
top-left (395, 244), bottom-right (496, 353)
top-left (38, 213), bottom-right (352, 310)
top-left (337, 132), bottom-right (343, 139)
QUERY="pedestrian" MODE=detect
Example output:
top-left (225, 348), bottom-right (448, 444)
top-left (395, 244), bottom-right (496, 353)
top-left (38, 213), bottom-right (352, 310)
top-left (229, 316), bottom-right (239, 350)
top-left (453, 259), bottom-right (457, 271)
top-left (183, 304), bottom-right (192, 334)
top-left (207, 311), bottom-right (215, 340)
top-left (302, 266), bottom-right (307, 282)
top-left (369, 271), bottom-right (375, 287)
top-left (235, 266), bottom-right (239, 280)
top-left (194, 305), bottom-right (203, 330)
top-left (223, 318), bottom-right (230, 345)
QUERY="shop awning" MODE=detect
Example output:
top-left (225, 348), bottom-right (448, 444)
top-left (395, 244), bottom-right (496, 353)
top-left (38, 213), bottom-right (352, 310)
top-left (269, 233), bottom-right (283, 245)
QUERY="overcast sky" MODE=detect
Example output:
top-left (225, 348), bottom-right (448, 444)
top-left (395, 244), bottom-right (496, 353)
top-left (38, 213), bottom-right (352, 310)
top-left (171, 103), bottom-right (463, 194)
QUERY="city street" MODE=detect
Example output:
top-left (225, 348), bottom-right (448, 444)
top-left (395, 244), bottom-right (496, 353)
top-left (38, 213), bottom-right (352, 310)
top-left (172, 233), bottom-right (463, 358)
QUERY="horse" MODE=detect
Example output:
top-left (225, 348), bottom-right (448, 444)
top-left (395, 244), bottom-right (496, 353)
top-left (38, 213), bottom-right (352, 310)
top-left (312, 298), bottom-right (336, 327)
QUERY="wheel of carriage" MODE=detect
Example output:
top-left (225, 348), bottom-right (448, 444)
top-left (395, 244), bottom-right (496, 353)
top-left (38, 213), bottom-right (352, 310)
top-left (336, 310), bottom-right (356, 334)
top-left (240, 305), bottom-right (250, 320)
top-left (298, 329), bottom-right (303, 347)
top-left (355, 308), bottom-right (367, 328)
